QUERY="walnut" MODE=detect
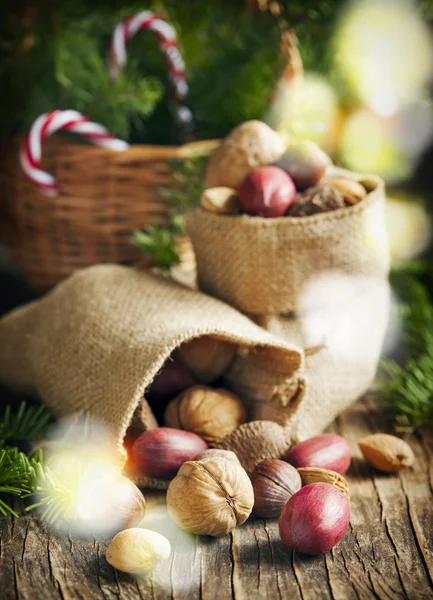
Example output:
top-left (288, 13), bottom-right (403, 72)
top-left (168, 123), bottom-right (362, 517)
top-left (205, 121), bottom-right (286, 189)
top-left (166, 457), bottom-right (254, 536)
top-left (164, 385), bottom-right (247, 444)
top-left (287, 184), bottom-right (345, 217)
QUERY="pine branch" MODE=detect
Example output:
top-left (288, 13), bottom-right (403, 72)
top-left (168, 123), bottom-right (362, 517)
top-left (132, 154), bottom-right (207, 269)
top-left (0, 441), bottom-right (80, 523)
top-left (0, 402), bottom-right (52, 446)
top-left (26, 461), bottom-right (78, 524)
top-left (0, 0), bottom-right (350, 140)
top-left (0, 446), bottom-right (42, 517)
top-left (131, 217), bottom-right (183, 270)
top-left (378, 264), bottom-right (433, 431)
top-left (0, 402), bottom-right (73, 521)
top-left (161, 155), bottom-right (208, 216)
top-left (55, 23), bottom-right (162, 139)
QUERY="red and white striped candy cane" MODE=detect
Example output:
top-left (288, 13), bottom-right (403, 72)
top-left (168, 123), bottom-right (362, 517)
top-left (20, 110), bottom-right (128, 197)
top-left (109, 11), bottom-right (194, 130)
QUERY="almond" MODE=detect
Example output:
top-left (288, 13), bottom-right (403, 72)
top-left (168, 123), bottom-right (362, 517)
top-left (324, 177), bottom-right (367, 206)
top-left (358, 433), bottom-right (414, 473)
top-left (297, 467), bottom-right (349, 498)
top-left (200, 187), bottom-right (240, 215)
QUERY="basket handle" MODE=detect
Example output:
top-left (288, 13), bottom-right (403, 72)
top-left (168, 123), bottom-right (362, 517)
top-left (247, 0), bottom-right (303, 89)
top-left (20, 110), bottom-right (128, 197)
top-left (109, 12), bottom-right (194, 137)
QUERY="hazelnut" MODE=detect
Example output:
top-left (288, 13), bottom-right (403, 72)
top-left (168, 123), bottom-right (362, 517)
top-left (251, 459), bottom-right (301, 518)
top-left (72, 472), bottom-right (147, 536)
top-left (131, 428), bottom-right (207, 480)
top-left (106, 528), bottom-right (171, 573)
top-left (164, 385), bottom-right (247, 444)
top-left (195, 448), bottom-right (241, 465)
top-left (175, 336), bottom-right (237, 384)
top-left (167, 457), bottom-right (254, 536)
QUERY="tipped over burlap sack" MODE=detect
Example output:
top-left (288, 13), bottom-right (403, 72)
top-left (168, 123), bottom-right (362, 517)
top-left (186, 169), bottom-right (390, 316)
top-left (0, 264), bottom-right (306, 487)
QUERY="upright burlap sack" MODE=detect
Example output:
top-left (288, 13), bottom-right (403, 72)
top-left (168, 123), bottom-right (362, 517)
top-left (0, 265), bottom-right (306, 487)
top-left (250, 274), bottom-right (391, 439)
top-left (186, 169), bottom-right (390, 316)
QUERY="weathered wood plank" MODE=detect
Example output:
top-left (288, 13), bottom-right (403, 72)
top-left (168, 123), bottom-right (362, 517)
top-left (0, 399), bottom-right (432, 600)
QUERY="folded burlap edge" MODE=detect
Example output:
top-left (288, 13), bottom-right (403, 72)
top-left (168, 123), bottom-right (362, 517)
top-left (0, 265), bottom-right (305, 488)
top-left (187, 169), bottom-right (384, 235)
top-left (186, 169), bottom-right (388, 316)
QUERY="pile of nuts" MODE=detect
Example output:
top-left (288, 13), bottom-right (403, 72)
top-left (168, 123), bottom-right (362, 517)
top-left (200, 120), bottom-right (369, 219)
top-left (105, 338), bottom-right (416, 574)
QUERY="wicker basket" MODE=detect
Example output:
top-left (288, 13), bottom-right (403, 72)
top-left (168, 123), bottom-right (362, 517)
top-left (0, 1), bottom-right (299, 293)
top-left (0, 136), bottom-right (217, 292)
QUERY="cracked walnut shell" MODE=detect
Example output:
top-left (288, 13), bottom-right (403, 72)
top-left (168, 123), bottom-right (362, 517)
top-left (166, 457), bottom-right (254, 536)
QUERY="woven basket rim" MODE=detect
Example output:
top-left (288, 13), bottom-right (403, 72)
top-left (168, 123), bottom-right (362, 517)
top-left (2, 136), bottom-right (220, 166)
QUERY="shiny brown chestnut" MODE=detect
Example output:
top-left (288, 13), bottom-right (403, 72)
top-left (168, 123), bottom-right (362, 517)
top-left (131, 428), bottom-right (207, 480)
top-left (251, 459), bottom-right (302, 518)
top-left (283, 434), bottom-right (351, 474)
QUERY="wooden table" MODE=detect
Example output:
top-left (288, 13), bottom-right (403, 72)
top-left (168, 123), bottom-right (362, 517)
top-left (0, 397), bottom-right (432, 600)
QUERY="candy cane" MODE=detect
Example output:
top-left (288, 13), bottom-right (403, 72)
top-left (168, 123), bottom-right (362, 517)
top-left (20, 110), bottom-right (128, 197)
top-left (109, 12), bottom-right (194, 130)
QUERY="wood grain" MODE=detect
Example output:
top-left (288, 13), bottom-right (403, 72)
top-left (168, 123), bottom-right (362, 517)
top-left (0, 398), bottom-right (432, 600)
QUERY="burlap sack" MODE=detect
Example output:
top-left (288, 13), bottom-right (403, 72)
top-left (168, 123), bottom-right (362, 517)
top-left (186, 169), bottom-right (390, 316)
top-left (251, 274), bottom-right (390, 440)
top-left (0, 264), bottom-right (306, 488)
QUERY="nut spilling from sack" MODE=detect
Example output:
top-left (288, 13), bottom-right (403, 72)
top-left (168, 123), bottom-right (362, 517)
top-left (104, 425), bottom-right (415, 576)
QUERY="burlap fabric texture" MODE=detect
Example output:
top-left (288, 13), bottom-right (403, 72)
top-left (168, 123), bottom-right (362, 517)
top-left (186, 169), bottom-right (390, 316)
top-left (254, 273), bottom-right (391, 441)
top-left (0, 265), bottom-right (307, 488)
top-left (186, 168), bottom-right (391, 454)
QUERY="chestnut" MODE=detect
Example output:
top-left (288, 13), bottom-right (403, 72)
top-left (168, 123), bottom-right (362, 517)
top-left (238, 166), bottom-right (296, 218)
top-left (251, 459), bottom-right (301, 518)
top-left (279, 482), bottom-right (350, 555)
top-left (146, 360), bottom-right (196, 403)
top-left (131, 428), bottom-right (207, 480)
top-left (274, 140), bottom-right (331, 191)
top-left (72, 472), bottom-right (147, 537)
top-left (283, 434), bottom-right (351, 474)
